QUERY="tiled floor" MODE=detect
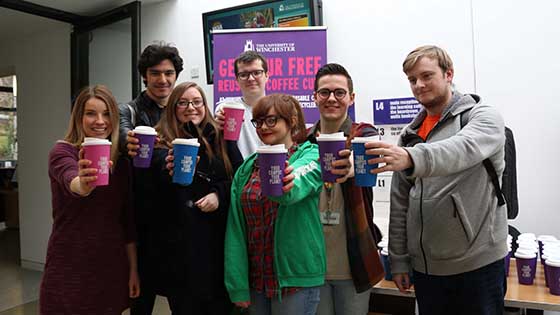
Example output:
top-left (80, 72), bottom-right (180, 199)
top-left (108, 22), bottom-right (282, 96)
top-left (0, 229), bottom-right (42, 314)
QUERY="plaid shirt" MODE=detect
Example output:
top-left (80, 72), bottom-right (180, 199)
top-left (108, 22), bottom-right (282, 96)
top-left (241, 145), bottom-right (299, 298)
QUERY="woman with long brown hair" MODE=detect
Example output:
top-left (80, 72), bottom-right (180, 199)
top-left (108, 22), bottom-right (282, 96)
top-left (130, 82), bottom-right (242, 314)
top-left (40, 85), bottom-right (139, 314)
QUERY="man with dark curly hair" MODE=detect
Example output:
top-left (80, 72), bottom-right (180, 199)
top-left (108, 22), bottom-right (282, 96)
top-left (119, 42), bottom-right (184, 153)
top-left (118, 43), bottom-right (184, 315)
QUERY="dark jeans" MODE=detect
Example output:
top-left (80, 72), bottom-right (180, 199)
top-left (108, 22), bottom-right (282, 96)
top-left (414, 258), bottom-right (507, 315)
top-left (131, 286), bottom-right (233, 315)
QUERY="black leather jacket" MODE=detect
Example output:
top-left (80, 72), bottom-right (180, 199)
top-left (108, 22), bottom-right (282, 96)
top-left (118, 91), bottom-right (164, 154)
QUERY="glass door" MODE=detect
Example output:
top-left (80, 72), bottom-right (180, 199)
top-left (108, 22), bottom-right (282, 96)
top-left (71, 2), bottom-right (141, 103)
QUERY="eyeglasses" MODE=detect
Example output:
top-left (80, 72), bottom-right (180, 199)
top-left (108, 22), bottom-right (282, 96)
top-left (316, 88), bottom-right (348, 100)
top-left (251, 115), bottom-right (280, 129)
top-left (176, 99), bottom-right (204, 108)
top-left (237, 70), bottom-right (265, 81)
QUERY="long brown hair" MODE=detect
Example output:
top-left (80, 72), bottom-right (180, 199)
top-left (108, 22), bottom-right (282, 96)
top-left (156, 82), bottom-right (234, 177)
top-left (64, 85), bottom-right (120, 167)
top-left (252, 94), bottom-right (307, 144)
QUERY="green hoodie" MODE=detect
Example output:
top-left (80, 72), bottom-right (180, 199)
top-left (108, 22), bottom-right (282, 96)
top-left (224, 141), bottom-right (326, 302)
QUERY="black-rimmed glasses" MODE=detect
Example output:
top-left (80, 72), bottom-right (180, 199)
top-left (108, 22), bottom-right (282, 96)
top-left (176, 99), bottom-right (204, 108)
top-left (316, 88), bottom-right (348, 100)
top-left (237, 70), bottom-right (265, 81)
top-left (251, 115), bottom-right (280, 128)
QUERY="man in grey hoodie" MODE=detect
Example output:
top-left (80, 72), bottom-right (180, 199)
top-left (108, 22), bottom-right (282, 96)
top-left (365, 45), bottom-right (508, 315)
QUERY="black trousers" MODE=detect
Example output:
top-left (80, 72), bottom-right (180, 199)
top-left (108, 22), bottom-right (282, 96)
top-left (130, 286), bottom-right (233, 315)
top-left (414, 258), bottom-right (507, 315)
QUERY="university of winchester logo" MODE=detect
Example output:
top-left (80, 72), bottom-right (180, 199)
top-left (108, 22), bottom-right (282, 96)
top-left (244, 40), bottom-right (254, 52)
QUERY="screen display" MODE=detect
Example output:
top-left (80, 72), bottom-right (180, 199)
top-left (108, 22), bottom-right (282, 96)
top-left (203, 0), bottom-right (322, 84)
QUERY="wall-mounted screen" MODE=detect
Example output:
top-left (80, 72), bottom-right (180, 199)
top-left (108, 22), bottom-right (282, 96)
top-left (202, 0), bottom-right (323, 84)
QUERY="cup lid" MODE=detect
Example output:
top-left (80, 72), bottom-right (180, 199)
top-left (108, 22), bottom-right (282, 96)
top-left (515, 250), bottom-right (536, 259)
top-left (546, 258), bottom-right (560, 267)
top-left (317, 132), bottom-right (346, 141)
top-left (517, 239), bottom-right (537, 245)
top-left (518, 233), bottom-right (536, 240)
top-left (538, 235), bottom-right (557, 242)
top-left (172, 138), bottom-right (200, 147)
top-left (82, 138), bottom-right (111, 146)
top-left (351, 135), bottom-right (380, 143)
top-left (133, 126), bottom-right (157, 135)
top-left (221, 102), bottom-right (245, 110)
top-left (256, 144), bottom-right (287, 154)
top-left (517, 245), bottom-right (538, 253)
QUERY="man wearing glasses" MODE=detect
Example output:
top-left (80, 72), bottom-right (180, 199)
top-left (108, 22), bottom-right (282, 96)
top-left (307, 63), bottom-right (384, 315)
top-left (118, 43), bottom-right (184, 315)
top-left (215, 51), bottom-right (268, 158)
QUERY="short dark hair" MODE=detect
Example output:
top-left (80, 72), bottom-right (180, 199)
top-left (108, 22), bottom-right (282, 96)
top-left (314, 63), bottom-right (354, 94)
top-left (234, 51), bottom-right (268, 76)
top-left (138, 43), bottom-right (184, 86)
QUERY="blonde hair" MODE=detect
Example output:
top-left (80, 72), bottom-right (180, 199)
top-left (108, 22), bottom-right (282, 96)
top-left (156, 82), bottom-right (234, 177)
top-left (403, 45), bottom-right (454, 74)
top-left (64, 85), bottom-right (120, 167)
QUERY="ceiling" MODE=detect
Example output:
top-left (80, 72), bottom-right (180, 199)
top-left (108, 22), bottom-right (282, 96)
top-left (0, 0), bottom-right (165, 42)
top-left (26, 0), bottom-right (165, 16)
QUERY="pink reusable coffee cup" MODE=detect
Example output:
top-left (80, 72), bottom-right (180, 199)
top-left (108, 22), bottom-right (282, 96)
top-left (317, 132), bottom-right (347, 183)
top-left (82, 138), bottom-right (111, 187)
top-left (222, 103), bottom-right (245, 141)
top-left (133, 126), bottom-right (157, 168)
top-left (257, 144), bottom-right (287, 197)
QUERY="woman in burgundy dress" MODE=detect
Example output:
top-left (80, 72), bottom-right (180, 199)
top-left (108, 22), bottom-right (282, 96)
top-left (40, 85), bottom-right (140, 315)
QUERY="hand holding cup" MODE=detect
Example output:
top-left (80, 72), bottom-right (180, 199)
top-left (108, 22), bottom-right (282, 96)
top-left (282, 161), bottom-right (295, 193)
top-left (330, 149), bottom-right (354, 184)
top-left (126, 130), bottom-right (140, 157)
top-left (365, 140), bottom-right (413, 173)
top-left (215, 108), bottom-right (225, 131)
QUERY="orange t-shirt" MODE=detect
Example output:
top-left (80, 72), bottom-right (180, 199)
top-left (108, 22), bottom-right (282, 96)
top-left (417, 114), bottom-right (441, 140)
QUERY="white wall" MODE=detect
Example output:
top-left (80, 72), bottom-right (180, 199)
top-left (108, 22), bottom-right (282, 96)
top-left (0, 23), bottom-right (72, 269)
top-left (473, 0), bottom-right (560, 237)
top-left (141, 0), bottom-right (560, 240)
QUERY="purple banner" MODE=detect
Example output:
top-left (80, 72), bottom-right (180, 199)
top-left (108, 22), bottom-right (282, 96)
top-left (213, 28), bottom-right (327, 124)
top-left (373, 97), bottom-right (422, 125)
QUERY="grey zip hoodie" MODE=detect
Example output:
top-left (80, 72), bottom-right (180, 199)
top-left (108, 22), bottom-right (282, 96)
top-left (389, 92), bottom-right (508, 276)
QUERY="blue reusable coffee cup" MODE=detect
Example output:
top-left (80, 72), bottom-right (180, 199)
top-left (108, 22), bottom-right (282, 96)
top-left (351, 136), bottom-right (380, 187)
top-left (172, 138), bottom-right (200, 186)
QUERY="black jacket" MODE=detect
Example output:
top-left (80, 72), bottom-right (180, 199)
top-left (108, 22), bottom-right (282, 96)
top-left (140, 122), bottom-right (243, 298)
top-left (118, 91), bottom-right (164, 154)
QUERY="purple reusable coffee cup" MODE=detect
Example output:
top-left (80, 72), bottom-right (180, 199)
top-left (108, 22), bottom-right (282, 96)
top-left (515, 250), bottom-right (537, 285)
top-left (172, 138), bottom-right (200, 186)
top-left (546, 258), bottom-right (560, 295)
top-left (82, 138), bottom-right (111, 187)
top-left (317, 132), bottom-right (346, 183)
top-left (257, 144), bottom-right (287, 197)
top-left (133, 126), bottom-right (157, 168)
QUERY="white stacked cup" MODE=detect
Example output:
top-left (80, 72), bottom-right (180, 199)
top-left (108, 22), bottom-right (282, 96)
top-left (505, 235), bottom-right (513, 276)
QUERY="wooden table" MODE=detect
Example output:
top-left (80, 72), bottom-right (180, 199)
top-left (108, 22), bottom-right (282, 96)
top-left (371, 259), bottom-right (560, 312)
